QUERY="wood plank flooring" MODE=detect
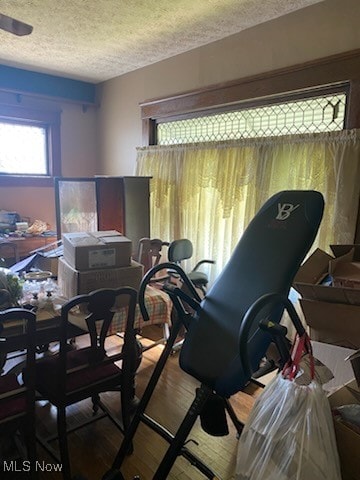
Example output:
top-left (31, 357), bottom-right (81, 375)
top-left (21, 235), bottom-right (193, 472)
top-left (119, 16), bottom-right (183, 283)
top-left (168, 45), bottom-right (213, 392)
top-left (4, 326), bottom-right (263, 480)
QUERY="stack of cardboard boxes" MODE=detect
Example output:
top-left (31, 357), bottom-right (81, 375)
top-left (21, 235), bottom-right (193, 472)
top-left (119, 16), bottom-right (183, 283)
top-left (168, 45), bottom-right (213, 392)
top-left (293, 244), bottom-right (360, 480)
top-left (58, 230), bottom-right (143, 307)
top-left (293, 245), bottom-right (360, 350)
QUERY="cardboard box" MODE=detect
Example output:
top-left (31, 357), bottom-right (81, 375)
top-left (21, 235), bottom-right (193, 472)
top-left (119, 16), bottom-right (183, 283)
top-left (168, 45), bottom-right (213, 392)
top-left (330, 244), bottom-right (360, 261)
top-left (301, 299), bottom-right (360, 349)
top-left (346, 350), bottom-right (360, 387)
top-left (293, 246), bottom-right (360, 349)
top-left (293, 247), bottom-right (360, 305)
top-left (328, 380), bottom-right (360, 480)
top-left (34, 255), bottom-right (59, 276)
top-left (329, 247), bottom-right (360, 289)
top-left (312, 341), bottom-right (356, 392)
top-left (58, 257), bottom-right (143, 307)
top-left (33, 244), bottom-right (64, 276)
top-left (63, 231), bottom-right (132, 271)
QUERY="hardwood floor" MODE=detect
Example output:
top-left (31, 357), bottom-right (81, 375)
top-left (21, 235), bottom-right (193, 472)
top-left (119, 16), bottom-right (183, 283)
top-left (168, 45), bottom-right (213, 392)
top-left (5, 327), bottom-right (263, 480)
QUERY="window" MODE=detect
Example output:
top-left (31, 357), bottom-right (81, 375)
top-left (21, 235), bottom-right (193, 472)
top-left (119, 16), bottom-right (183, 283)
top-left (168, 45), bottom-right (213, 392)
top-left (0, 105), bottom-right (61, 186)
top-left (0, 122), bottom-right (47, 174)
top-left (140, 50), bottom-right (360, 246)
top-left (157, 93), bottom-right (347, 145)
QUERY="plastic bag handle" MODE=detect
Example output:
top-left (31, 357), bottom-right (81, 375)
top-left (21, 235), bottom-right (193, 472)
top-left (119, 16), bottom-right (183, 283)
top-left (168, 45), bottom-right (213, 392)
top-left (282, 332), bottom-right (314, 380)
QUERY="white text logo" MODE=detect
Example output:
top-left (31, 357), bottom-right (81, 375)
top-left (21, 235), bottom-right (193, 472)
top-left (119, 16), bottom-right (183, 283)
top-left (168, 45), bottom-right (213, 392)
top-left (276, 203), bottom-right (299, 220)
top-left (2, 460), bottom-right (63, 472)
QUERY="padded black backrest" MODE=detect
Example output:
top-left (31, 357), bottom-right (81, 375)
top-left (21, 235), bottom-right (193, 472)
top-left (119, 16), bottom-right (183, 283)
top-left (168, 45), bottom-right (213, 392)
top-left (179, 190), bottom-right (324, 397)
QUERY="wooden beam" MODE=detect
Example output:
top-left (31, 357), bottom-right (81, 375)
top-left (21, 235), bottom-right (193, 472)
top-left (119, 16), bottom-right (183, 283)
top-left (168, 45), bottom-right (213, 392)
top-left (140, 49), bottom-right (360, 121)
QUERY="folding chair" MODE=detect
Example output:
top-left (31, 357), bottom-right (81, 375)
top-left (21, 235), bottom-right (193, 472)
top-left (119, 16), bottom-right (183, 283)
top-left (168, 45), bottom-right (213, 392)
top-left (167, 238), bottom-right (215, 294)
top-left (105, 190), bottom-right (324, 480)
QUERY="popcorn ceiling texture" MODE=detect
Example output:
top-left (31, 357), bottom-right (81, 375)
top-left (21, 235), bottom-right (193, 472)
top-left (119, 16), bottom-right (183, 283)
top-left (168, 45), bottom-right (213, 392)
top-left (0, 0), bottom-right (323, 83)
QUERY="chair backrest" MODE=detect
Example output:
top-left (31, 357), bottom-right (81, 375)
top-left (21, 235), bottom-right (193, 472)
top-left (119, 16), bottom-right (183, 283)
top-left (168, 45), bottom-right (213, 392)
top-left (179, 190), bottom-right (324, 397)
top-left (0, 307), bottom-right (37, 424)
top-left (137, 238), bottom-right (167, 273)
top-left (168, 239), bottom-right (193, 264)
top-left (58, 287), bottom-right (137, 392)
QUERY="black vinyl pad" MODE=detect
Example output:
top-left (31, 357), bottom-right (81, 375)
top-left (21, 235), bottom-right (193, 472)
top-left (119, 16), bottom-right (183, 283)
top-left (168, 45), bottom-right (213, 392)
top-left (179, 190), bottom-right (324, 397)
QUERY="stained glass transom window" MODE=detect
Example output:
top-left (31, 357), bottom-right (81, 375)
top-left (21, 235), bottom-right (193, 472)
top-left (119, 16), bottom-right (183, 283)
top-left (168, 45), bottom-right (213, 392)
top-left (157, 93), bottom-right (346, 145)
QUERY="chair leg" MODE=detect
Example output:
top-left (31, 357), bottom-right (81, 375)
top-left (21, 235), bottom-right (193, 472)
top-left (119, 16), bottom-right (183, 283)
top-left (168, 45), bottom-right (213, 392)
top-left (57, 406), bottom-right (71, 480)
top-left (25, 418), bottom-right (38, 480)
top-left (92, 393), bottom-right (100, 414)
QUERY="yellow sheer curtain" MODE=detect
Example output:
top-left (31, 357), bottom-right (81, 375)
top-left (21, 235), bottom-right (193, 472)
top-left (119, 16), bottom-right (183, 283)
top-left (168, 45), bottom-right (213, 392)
top-left (136, 130), bottom-right (360, 281)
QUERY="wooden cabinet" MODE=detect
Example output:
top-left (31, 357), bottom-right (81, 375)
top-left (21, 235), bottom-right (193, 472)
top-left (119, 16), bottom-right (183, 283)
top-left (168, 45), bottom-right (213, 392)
top-left (55, 176), bottom-right (151, 254)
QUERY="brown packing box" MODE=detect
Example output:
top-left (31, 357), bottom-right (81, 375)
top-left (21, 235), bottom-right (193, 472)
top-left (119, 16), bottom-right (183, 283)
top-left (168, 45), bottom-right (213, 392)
top-left (33, 244), bottom-right (64, 276)
top-left (63, 231), bottom-right (132, 270)
top-left (328, 380), bottom-right (360, 480)
top-left (34, 255), bottom-right (59, 276)
top-left (347, 350), bottom-right (360, 387)
top-left (293, 247), bottom-right (360, 305)
top-left (330, 244), bottom-right (360, 261)
top-left (58, 257), bottom-right (143, 308)
top-left (301, 299), bottom-right (360, 349)
top-left (311, 341), bottom-right (357, 392)
top-left (329, 248), bottom-right (360, 289)
top-left (293, 246), bottom-right (360, 349)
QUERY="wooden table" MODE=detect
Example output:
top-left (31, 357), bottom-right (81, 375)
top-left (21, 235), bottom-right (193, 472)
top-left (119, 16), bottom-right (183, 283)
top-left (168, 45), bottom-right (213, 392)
top-left (1, 285), bottom-right (172, 360)
top-left (68, 285), bottom-right (172, 339)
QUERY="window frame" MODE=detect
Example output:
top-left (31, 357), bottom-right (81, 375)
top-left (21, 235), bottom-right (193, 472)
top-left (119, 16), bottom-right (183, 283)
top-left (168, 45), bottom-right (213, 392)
top-left (156, 88), bottom-right (349, 144)
top-left (0, 104), bottom-right (61, 187)
top-left (139, 48), bottom-right (360, 242)
top-left (140, 49), bottom-right (360, 145)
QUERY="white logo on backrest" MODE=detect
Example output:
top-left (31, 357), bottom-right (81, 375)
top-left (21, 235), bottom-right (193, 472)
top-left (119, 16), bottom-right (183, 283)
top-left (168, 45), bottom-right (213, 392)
top-left (276, 203), bottom-right (299, 220)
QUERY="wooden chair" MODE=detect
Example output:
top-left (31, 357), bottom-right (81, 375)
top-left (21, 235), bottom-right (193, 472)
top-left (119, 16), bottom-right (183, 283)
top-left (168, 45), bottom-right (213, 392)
top-left (136, 238), bottom-right (168, 275)
top-left (35, 287), bottom-right (138, 480)
top-left (0, 307), bottom-right (37, 479)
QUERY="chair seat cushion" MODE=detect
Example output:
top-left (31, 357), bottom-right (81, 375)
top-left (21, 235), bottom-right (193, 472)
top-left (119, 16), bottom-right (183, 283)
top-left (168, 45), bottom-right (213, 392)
top-left (188, 271), bottom-right (208, 286)
top-left (35, 347), bottom-right (121, 400)
top-left (0, 374), bottom-right (26, 421)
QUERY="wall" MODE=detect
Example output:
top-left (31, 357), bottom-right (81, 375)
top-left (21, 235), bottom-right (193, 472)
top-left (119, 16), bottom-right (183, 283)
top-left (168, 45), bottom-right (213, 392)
top-left (1, 0), bottom-right (360, 232)
top-left (0, 92), bottom-right (98, 230)
top-left (97, 0), bottom-right (360, 175)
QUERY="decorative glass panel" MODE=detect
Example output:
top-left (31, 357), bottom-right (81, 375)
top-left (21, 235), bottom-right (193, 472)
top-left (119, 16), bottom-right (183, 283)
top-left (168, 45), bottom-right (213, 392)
top-left (157, 93), bottom-right (346, 145)
top-left (55, 179), bottom-right (98, 235)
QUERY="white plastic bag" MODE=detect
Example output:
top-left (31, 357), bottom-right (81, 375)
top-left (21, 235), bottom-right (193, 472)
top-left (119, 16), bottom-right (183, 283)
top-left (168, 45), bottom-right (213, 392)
top-left (235, 334), bottom-right (341, 480)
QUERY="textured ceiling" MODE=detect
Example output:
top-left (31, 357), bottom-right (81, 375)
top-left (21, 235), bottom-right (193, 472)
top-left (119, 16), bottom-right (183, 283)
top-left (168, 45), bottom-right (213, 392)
top-left (0, 0), bottom-right (323, 83)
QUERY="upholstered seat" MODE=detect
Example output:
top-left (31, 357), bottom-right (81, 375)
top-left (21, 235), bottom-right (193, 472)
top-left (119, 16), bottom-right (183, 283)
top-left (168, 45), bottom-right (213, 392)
top-left (35, 287), bottom-right (138, 480)
top-left (0, 373), bottom-right (26, 421)
top-left (35, 347), bottom-right (121, 399)
top-left (0, 308), bottom-right (37, 479)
